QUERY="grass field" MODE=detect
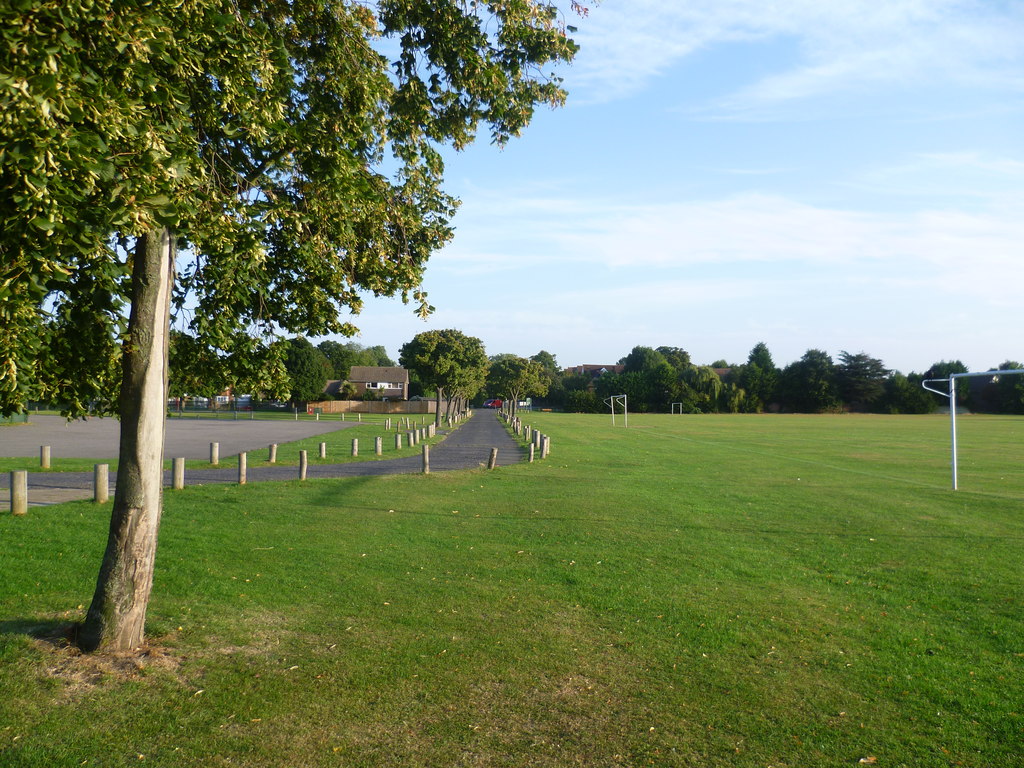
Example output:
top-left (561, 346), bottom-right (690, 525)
top-left (1, 413), bottom-right (1021, 767)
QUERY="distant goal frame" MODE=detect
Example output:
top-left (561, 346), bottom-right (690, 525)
top-left (922, 368), bottom-right (1024, 490)
top-left (604, 394), bottom-right (628, 428)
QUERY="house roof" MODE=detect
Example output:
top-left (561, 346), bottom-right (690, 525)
top-left (566, 364), bottom-right (625, 377)
top-left (348, 366), bottom-right (409, 383)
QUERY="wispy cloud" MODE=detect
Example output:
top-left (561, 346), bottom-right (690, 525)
top-left (845, 151), bottom-right (1024, 205)
top-left (568, 0), bottom-right (1024, 114)
top-left (437, 186), bottom-right (1024, 310)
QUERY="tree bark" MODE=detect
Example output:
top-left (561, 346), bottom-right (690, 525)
top-left (79, 228), bottom-right (174, 652)
top-left (435, 386), bottom-right (444, 428)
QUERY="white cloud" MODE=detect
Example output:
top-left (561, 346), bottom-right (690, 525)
top-left (439, 189), bottom-right (1024, 296)
top-left (568, 0), bottom-right (1024, 113)
top-left (844, 151), bottom-right (1024, 208)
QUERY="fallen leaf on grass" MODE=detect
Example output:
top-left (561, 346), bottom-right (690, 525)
top-left (859, 758), bottom-right (878, 764)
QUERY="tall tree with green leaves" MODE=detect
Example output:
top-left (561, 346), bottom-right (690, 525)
top-left (399, 330), bottom-right (488, 426)
top-left (530, 350), bottom-right (561, 405)
top-left (2, 0), bottom-right (580, 652)
top-left (993, 361), bottom-right (1024, 414)
top-left (488, 354), bottom-right (548, 417)
top-left (836, 350), bottom-right (889, 410)
top-left (317, 341), bottom-right (357, 381)
top-left (656, 346), bottom-right (692, 372)
top-left (318, 340), bottom-right (395, 380)
top-left (737, 342), bottom-right (779, 412)
top-left (620, 345), bottom-right (669, 374)
top-left (779, 349), bottom-right (840, 413)
top-left (284, 338), bottom-right (330, 405)
top-left (681, 365), bottom-right (723, 413)
top-left (923, 360), bottom-right (971, 409)
top-left (876, 372), bottom-right (935, 414)
top-left (531, 350), bottom-right (559, 377)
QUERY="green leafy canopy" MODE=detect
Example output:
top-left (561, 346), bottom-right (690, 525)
top-left (0, 0), bottom-right (581, 416)
top-left (399, 328), bottom-right (489, 400)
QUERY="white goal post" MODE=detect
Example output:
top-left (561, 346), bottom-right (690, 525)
top-left (922, 368), bottom-right (1024, 490)
top-left (671, 402), bottom-right (684, 414)
top-left (604, 394), bottom-right (628, 427)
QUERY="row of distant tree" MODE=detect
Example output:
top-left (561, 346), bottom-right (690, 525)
top-left (188, 333), bottom-right (1023, 416)
top-left (277, 331), bottom-right (551, 424)
top-left (545, 344), bottom-right (1024, 415)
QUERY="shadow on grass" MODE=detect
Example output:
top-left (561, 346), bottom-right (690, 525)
top-left (0, 617), bottom-right (78, 646)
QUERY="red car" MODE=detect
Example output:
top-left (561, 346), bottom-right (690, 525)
top-left (483, 398), bottom-right (503, 408)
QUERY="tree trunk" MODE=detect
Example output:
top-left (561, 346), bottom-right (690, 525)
top-left (435, 386), bottom-right (444, 428)
top-left (79, 228), bottom-right (175, 653)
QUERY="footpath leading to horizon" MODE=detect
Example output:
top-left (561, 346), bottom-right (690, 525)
top-left (0, 411), bottom-right (525, 509)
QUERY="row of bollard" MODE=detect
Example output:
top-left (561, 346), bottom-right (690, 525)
top-left (8, 414), bottom-right (485, 514)
top-left (7, 463), bottom-right (110, 516)
top-left (502, 414), bottom-right (551, 462)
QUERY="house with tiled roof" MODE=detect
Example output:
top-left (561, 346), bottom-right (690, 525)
top-left (343, 366), bottom-right (409, 400)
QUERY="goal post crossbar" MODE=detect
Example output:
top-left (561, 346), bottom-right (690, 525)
top-left (603, 394), bottom-right (628, 428)
top-left (922, 369), bottom-right (1024, 490)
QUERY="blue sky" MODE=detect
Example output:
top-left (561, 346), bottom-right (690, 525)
top-left (344, 0), bottom-right (1024, 374)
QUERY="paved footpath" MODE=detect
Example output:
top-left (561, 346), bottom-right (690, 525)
top-left (1, 411), bottom-right (525, 508)
top-left (0, 413), bottom-right (350, 461)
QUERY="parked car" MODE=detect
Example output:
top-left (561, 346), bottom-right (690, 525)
top-left (483, 398), bottom-right (503, 408)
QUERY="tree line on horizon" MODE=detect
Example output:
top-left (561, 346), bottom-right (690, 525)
top-left (268, 336), bottom-right (1024, 416)
top-left (545, 344), bottom-right (1024, 415)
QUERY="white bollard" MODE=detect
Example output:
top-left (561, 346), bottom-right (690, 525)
top-left (94, 464), bottom-right (109, 503)
top-left (10, 470), bottom-right (28, 515)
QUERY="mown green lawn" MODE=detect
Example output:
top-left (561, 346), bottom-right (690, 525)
top-left (1, 413), bottom-right (1021, 767)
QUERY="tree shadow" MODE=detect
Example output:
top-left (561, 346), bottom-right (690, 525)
top-left (0, 617), bottom-right (78, 646)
